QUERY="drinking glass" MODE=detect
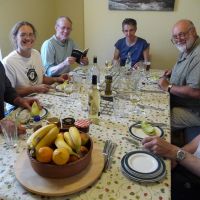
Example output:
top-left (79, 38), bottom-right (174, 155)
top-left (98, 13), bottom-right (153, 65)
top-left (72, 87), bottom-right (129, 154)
top-left (105, 60), bottom-right (112, 74)
top-left (79, 85), bottom-right (89, 111)
top-left (130, 92), bottom-right (141, 115)
top-left (113, 92), bottom-right (129, 118)
top-left (0, 119), bottom-right (18, 147)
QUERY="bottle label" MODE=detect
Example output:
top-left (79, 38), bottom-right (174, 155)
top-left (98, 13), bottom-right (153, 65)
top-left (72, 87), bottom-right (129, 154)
top-left (88, 95), bottom-right (99, 115)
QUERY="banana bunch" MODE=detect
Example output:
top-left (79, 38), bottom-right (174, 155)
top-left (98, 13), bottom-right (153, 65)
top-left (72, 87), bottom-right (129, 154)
top-left (55, 133), bottom-right (77, 156)
top-left (64, 127), bottom-right (81, 153)
top-left (35, 126), bottom-right (59, 152)
top-left (27, 124), bottom-right (56, 148)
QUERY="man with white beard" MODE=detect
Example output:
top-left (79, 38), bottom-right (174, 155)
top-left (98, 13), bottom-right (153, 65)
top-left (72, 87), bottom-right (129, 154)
top-left (158, 19), bottom-right (200, 131)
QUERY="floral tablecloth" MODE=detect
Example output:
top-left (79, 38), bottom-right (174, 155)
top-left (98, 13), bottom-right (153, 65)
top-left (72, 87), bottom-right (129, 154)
top-left (0, 69), bottom-right (171, 200)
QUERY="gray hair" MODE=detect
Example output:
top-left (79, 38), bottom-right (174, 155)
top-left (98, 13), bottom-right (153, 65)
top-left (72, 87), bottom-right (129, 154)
top-left (55, 16), bottom-right (72, 26)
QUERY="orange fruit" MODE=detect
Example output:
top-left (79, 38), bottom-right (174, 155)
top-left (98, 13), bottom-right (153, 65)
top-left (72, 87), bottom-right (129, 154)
top-left (52, 148), bottom-right (70, 165)
top-left (36, 146), bottom-right (53, 163)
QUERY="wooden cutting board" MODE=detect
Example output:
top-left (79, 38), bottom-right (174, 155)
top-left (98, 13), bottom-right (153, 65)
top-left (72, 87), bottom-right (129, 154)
top-left (14, 145), bottom-right (104, 197)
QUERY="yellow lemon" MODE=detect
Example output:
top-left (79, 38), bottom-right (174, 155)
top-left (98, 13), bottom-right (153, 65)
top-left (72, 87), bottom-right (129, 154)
top-left (52, 148), bottom-right (70, 165)
top-left (36, 146), bottom-right (53, 163)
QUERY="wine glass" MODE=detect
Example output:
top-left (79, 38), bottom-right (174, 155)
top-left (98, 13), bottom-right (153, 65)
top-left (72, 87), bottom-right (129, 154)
top-left (130, 92), bottom-right (141, 114)
top-left (105, 60), bottom-right (113, 75)
top-left (130, 91), bottom-right (146, 116)
top-left (64, 83), bottom-right (73, 96)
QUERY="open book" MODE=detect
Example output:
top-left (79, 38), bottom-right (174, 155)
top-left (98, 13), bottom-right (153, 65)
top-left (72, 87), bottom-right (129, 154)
top-left (71, 48), bottom-right (89, 64)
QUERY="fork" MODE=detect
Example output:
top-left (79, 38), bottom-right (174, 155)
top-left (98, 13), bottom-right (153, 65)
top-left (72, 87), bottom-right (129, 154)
top-left (104, 143), bottom-right (117, 171)
top-left (103, 140), bottom-right (117, 171)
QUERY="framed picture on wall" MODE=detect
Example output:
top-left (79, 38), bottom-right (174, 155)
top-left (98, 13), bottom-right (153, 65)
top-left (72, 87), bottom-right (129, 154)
top-left (109, 0), bottom-right (175, 11)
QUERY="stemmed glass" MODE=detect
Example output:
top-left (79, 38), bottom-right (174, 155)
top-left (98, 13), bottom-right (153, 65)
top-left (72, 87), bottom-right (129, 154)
top-left (130, 91), bottom-right (145, 116)
top-left (64, 82), bottom-right (74, 101)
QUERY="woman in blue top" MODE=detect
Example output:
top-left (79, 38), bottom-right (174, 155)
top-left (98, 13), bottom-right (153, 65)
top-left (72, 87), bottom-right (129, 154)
top-left (113, 18), bottom-right (150, 67)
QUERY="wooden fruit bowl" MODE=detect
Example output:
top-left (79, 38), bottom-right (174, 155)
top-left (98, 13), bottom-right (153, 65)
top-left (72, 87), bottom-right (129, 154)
top-left (27, 138), bottom-right (93, 179)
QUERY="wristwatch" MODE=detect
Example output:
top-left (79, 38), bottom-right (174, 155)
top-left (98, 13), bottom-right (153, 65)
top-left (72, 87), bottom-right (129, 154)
top-left (176, 149), bottom-right (186, 162)
top-left (168, 84), bottom-right (173, 93)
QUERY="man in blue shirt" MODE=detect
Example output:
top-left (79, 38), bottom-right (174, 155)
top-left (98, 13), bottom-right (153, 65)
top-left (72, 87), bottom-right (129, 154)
top-left (41, 16), bottom-right (88, 77)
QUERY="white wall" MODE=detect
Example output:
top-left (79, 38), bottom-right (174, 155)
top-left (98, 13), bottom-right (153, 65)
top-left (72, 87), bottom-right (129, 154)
top-left (84, 0), bottom-right (200, 69)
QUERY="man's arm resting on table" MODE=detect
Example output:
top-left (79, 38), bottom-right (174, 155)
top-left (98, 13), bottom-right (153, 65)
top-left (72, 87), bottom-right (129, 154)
top-left (15, 85), bottom-right (51, 97)
top-left (159, 77), bottom-right (200, 99)
top-left (170, 85), bottom-right (200, 99)
top-left (142, 136), bottom-right (200, 177)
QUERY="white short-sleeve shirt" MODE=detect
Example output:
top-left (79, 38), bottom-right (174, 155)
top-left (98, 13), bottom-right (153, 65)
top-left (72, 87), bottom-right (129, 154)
top-left (3, 49), bottom-right (44, 88)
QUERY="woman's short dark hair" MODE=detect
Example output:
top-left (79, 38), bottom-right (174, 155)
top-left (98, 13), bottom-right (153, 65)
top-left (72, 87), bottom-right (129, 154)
top-left (10, 21), bottom-right (36, 49)
top-left (122, 18), bottom-right (137, 30)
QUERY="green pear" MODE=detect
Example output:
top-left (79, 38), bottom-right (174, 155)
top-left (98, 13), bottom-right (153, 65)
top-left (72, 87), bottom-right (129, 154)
top-left (60, 80), bottom-right (68, 90)
top-left (141, 121), bottom-right (156, 135)
top-left (31, 101), bottom-right (40, 116)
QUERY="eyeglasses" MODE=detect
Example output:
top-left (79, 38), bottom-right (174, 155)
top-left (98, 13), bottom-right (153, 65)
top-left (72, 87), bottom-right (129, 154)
top-left (171, 27), bottom-right (193, 44)
top-left (19, 33), bottom-right (35, 39)
top-left (57, 25), bottom-right (72, 32)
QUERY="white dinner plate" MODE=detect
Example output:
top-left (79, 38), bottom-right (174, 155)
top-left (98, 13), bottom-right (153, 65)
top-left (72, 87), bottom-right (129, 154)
top-left (124, 151), bottom-right (163, 176)
top-left (17, 107), bottom-right (48, 123)
top-left (121, 164), bottom-right (166, 183)
top-left (129, 122), bottom-right (164, 141)
top-left (127, 152), bottom-right (159, 173)
top-left (121, 153), bottom-right (166, 182)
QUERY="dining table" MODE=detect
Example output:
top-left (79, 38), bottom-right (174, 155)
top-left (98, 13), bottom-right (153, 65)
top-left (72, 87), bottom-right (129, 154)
top-left (0, 68), bottom-right (171, 200)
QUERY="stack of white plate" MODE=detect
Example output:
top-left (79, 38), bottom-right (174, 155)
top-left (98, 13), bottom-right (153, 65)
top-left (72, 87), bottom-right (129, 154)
top-left (121, 150), bottom-right (166, 182)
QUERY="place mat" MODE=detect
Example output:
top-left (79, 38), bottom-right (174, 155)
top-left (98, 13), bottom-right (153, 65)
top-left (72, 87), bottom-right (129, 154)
top-left (14, 144), bottom-right (104, 197)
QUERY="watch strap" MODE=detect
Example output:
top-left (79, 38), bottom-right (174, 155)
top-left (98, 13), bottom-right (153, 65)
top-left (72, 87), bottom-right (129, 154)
top-left (168, 84), bottom-right (173, 93)
top-left (176, 149), bottom-right (186, 162)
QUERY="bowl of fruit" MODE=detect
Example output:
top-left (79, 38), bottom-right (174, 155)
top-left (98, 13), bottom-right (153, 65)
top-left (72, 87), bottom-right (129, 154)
top-left (27, 124), bottom-right (93, 178)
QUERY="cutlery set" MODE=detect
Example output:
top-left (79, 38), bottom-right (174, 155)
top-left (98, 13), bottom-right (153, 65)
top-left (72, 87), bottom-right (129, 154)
top-left (103, 140), bottom-right (117, 171)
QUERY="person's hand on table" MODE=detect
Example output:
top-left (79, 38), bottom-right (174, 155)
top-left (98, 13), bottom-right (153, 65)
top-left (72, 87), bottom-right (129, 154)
top-left (142, 136), bottom-right (179, 160)
top-left (163, 69), bottom-right (172, 78)
top-left (60, 73), bottom-right (70, 81)
top-left (158, 77), bottom-right (169, 91)
top-left (54, 76), bottom-right (65, 83)
top-left (33, 84), bottom-right (51, 93)
top-left (14, 96), bottom-right (41, 111)
top-left (0, 120), bottom-right (26, 135)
